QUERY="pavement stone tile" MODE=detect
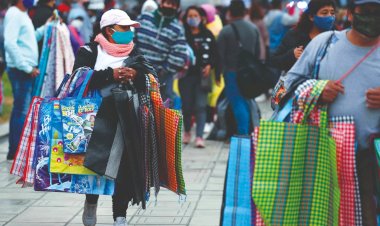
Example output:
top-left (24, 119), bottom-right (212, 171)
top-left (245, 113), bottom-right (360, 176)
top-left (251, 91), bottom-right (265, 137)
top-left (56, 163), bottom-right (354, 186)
top-left (130, 216), bottom-right (189, 224)
top-left (5, 223), bottom-right (66, 226)
top-left (0, 214), bottom-right (14, 222)
top-left (10, 207), bottom-right (81, 223)
top-left (70, 215), bottom-right (116, 224)
top-left (189, 210), bottom-right (221, 226)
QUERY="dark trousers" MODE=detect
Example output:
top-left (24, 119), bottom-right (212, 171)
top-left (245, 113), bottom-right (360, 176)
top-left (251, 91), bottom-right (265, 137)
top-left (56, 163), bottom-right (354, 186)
top-left (178, 75), bottom-right (208, 138)
top-left (7, 68), bottom-right (34, 159)
top-left (356, 149), bottom-right (378, 226)
top-left (86, 149), bottom-right (129, 221)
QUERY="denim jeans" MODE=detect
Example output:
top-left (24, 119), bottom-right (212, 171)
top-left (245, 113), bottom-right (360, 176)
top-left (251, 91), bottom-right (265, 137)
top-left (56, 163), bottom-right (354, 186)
top-left (224, 71), bottom-right (250, 135)
top-left (179, 75), bottom-right (208, 138)
top-left (7, 68), bottom-right (34, 159)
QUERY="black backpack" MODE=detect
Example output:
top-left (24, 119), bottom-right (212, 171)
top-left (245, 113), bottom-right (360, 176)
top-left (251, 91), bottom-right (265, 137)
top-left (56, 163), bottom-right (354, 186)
top-left (231, 23), bottom-right (278, 99)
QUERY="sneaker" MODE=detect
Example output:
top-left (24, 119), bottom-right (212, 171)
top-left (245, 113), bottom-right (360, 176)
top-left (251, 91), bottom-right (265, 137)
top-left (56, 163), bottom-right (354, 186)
top-left (195, 137), bottom-right (205, 148)
top-left (255, 93), bottom-right (267, 102)
top-left (183, 132), bottom-right (191, 144)
top-left (82, 201), bottom-right (97, 226)
top-left (204, 123), bottom-right (214, 134)
top-left (114, 217), bottom-right (128, 226)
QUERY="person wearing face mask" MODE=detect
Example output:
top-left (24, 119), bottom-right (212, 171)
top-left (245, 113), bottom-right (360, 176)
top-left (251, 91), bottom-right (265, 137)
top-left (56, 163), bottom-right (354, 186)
top-left (3, 0), bottom-right (47, 161)
top-left (135, 0), bottom-right (189, 104)
top-left (180, 6), bottom-right (217, 148)
top-left (281, 0), bottom-right (380, 224)
top-left (72, 9), bottom-right (155, 226)
top-left (68, 17), bottom-right (85, 55)
top-left (68, 0), bottom-right (93, 43)
top-left (270, 0), bottom-right (337, 72)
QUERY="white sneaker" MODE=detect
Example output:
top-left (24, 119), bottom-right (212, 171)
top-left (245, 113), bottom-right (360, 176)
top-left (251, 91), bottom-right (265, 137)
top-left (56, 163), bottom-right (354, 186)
top-left (255, 93), bottom-right (267, 102)
top-left (82, 201), bottom-right (97, 226)
top-left (114, 217), bottom-right (128, 226)
top-left (204, 122), bottom-right (214, 134)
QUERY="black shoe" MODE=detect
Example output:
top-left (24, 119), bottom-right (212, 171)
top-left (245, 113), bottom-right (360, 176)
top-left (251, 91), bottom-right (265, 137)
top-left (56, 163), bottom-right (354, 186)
top-left (6, 155), bottom-right (14, 161)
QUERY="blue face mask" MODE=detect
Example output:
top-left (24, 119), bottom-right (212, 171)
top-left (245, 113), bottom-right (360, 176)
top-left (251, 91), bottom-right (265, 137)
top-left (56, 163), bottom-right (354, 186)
top-left (111, 29), bottom-right (134, 44)
top-left (313, 15), bottom-right (335, 31)
top-left (23, 0), bottom-right (34, 9)
top-left (187, 18), bottom-right (201, 28)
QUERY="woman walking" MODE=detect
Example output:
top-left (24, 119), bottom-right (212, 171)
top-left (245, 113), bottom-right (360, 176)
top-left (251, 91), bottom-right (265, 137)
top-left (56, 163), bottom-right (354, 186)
top-left (72, 9), bottom-right (154, 226)
top-left (180, 6), bottom-right (218, 148)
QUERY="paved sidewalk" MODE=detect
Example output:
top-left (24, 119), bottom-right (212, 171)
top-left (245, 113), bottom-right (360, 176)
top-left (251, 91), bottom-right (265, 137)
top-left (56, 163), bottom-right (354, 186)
top-left (0, 99), bottom-right (272, 226)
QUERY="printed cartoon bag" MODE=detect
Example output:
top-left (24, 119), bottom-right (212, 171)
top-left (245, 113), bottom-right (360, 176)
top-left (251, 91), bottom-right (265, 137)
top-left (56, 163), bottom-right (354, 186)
top-left (60, 70), bottom-right (102, 154)
top-left (61, 94), bottom-right (102, 154)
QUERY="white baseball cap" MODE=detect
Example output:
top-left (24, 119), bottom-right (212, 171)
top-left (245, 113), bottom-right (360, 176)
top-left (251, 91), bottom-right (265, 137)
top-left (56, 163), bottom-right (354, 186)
top-left (100, 9), bottom-right (140, 29)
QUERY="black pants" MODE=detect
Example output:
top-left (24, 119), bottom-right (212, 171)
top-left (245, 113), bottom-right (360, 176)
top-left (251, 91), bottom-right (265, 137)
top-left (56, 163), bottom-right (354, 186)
top-left (86, 149), bottom-right (129, 221)
top-left (356, 149), bottom-right (378, 226)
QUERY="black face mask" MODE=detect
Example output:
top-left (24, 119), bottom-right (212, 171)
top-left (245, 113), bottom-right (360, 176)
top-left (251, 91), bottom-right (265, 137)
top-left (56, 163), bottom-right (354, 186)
top-left (353, 13), bottom-right (380, 38)
top-left (159, 7), bottom-right (177, 17)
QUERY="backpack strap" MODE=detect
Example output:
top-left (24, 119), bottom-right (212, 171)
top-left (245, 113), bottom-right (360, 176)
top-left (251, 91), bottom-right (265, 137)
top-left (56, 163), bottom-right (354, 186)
top-left (230, 23), bottom-right (243, 48)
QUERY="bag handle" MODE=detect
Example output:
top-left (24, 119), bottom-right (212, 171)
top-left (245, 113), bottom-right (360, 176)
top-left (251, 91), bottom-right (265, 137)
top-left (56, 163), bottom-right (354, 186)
top-left (337, 42), bottom-right (379, 82)
top-left (77, 70), bottom-right (94, 99)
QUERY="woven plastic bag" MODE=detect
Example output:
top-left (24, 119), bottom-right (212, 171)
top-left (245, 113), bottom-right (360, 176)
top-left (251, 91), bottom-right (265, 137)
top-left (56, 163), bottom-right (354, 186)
top-left (221, 136), bottom-right (253, 226)
top-left (252, 81), bottom-right (340, 226)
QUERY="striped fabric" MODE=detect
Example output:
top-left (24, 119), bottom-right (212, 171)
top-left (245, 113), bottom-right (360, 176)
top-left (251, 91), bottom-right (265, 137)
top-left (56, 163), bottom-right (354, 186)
top-left (135, 12), bottom-right (188, 74)
top-left (148, 74), bottom-right (186, 196)
top-left (222, 136), bottom-right (252, 226)
top-left (10, 97), bottom-right (43, 185)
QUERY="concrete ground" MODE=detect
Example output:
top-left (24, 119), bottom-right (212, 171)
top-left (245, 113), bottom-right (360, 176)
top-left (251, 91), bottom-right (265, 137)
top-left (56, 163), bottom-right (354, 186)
top-left (0, 99), bottom-right (272, 226)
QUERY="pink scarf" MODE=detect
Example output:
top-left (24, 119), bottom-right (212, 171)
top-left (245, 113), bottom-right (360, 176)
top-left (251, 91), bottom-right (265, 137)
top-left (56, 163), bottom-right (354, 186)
top-left (94, 34), bottom-right (134, 57)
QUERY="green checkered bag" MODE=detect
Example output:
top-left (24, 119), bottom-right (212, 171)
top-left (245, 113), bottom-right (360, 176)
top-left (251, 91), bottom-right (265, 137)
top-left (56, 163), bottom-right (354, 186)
top-left (252, 82), bottom-right (340, 225)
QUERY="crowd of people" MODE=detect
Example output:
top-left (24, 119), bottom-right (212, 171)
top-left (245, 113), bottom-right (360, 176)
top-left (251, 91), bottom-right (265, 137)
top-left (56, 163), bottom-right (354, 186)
top-left (0, 0), bottom-right (379, 225)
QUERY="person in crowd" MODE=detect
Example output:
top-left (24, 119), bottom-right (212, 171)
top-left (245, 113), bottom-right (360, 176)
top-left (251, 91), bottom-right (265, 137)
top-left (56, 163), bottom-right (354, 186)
top-left (180, 5), bottom-right (217, 148)
top-left (199, 3), bottom-right (224, 134)
top-left (217, 0), bottom-right (261, 135)
top-left (68, 16), bottom-right (85, 55)
top-left (282, 0), bottom-right (380, 224)
top-left (200, 4), bottom-right (223, 37)
top-left (264, 0), bottom-right (299, 54)
top-left (30, 0), bottom-right (55, 28)
top-left (57, 0), bottom-right (73, 22)
top-left (249, 2), bottom-right (269, 60)
top-left (73, 9), bottom-right (154, 226)
top-left (135, 0), bottom-right (188, 103)
top-left (68, 0), bottom-right (93, 43)
top-left (335, 7), bottom-right (351, 30)
top-left (4, 0), bottom-right (47, 161)
top-left (141, 0), bottom-right (158, 13)
top-left (270, 0), bottom-right (337, 72)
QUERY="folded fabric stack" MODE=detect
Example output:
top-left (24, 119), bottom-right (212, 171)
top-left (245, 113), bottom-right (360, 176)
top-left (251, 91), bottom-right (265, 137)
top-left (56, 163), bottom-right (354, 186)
top-left (11, 68), bottom-right (186, 209)
top-left (33, 21), bottom-right (75, 97)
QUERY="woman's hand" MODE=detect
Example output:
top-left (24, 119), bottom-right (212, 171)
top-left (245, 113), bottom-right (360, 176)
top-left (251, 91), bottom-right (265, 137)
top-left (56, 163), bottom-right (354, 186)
top-left (294, 46), bottom-right (304, 59)
top-left (113, 67), bottom-right (137, 82)
top-left (366, 87), bottom-right (380, 109)
top-left (202, 65), bottom-right (211, 77)
top-left (319, 80), bottom-right (344, 104)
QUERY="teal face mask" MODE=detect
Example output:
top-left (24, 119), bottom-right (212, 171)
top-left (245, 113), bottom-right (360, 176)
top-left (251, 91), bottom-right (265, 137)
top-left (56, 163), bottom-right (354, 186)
top-left (111, 29), bottom-right (134, 44)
